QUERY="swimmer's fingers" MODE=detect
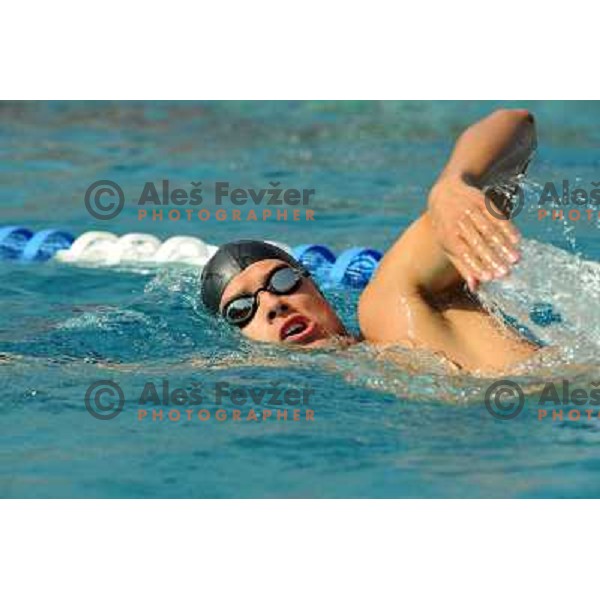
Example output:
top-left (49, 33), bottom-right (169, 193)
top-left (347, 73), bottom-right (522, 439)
top-left (447, 239), bottom-right (492, 292)
top-left (472, 187), bottom-right (521, 255)
top-left (464, 185), bottom-right (521, 252)
top-left (457, 215), bottom-right (507, 281)
top-left (464, 210), bottom-right (518, 275)
top-left (450, 257), bottom-right (478, 293)
top-left (483, 207), bottom-right (521, 249)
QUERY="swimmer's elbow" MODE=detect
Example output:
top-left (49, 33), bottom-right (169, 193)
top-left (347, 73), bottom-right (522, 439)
top-left (505, 107), bottom-right (533, 119)
top-left (516, 109), bottom-right (535, 125)
top-left (489, 108), bottom-right (534, 124)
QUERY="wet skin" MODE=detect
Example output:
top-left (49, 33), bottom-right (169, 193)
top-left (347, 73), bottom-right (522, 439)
top-left (217, 256), bottom-right (536, 374)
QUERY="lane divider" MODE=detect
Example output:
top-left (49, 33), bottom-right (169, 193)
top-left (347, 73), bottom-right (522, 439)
top-left (0, 225), bottom-right (383, 290)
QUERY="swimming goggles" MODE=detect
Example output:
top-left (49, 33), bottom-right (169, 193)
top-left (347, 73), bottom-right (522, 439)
top-left (221, 265), bottom-right (308, 328)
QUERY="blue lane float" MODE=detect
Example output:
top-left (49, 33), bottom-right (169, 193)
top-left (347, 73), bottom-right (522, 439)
top-left (292, 244), bottom-right (336, 281)
top-left (0, 226), bottom-right (74, 262)
top-left (21, 229), bottom-right (75, 262)
top-left (291, 245), bottom-right (383, 289)
top-left (328, 247), bottom-right (382, 288)
top-left (0, 226), bottom-right (34, 260)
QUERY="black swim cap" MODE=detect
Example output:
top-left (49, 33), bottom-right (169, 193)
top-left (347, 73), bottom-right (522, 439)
top-left (200, 240), bottom-right (307, 314)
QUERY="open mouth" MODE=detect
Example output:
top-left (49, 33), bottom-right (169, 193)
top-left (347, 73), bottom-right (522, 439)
top-left (279, 315), bottom-right (317, 344)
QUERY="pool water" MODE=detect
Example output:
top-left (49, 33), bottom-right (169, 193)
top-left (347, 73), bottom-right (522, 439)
top-left (2, 100), bottom-right (600, 498)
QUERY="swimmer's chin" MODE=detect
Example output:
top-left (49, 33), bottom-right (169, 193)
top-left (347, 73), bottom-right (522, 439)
top-left (282, 332), bottom-right (358, 350)
top-left (251, 323), bottom-right (358, 350)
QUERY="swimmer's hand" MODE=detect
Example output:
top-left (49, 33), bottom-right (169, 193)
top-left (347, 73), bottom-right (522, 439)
top-left (428, 174), bottom-right (521, 292)
top-left (426, 108), bottom-right (535, 292)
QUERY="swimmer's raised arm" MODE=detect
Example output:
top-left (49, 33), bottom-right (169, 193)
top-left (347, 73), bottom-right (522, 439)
top-left (358, 109), bottom-right (538, 364)
top-left (427, 108), bottom-right (536, 289)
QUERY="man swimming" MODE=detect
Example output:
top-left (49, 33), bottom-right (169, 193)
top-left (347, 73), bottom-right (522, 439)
top-left (200, 109), bottom-right (539, 374)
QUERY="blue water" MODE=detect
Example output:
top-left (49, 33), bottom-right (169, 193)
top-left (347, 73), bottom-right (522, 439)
top-left (2, 100), bottom-right (600, 498)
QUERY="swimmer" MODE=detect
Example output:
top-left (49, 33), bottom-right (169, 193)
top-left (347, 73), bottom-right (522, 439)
top-left (200, 109), bottom-right (539, 374)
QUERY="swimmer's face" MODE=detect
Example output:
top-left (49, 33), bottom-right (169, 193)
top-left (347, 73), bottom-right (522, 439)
top-left (218, 259), bottom-right (350, 348)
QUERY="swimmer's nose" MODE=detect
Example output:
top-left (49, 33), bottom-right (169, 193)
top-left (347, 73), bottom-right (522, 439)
top-left (257, 290), bottom-right (290, 321)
